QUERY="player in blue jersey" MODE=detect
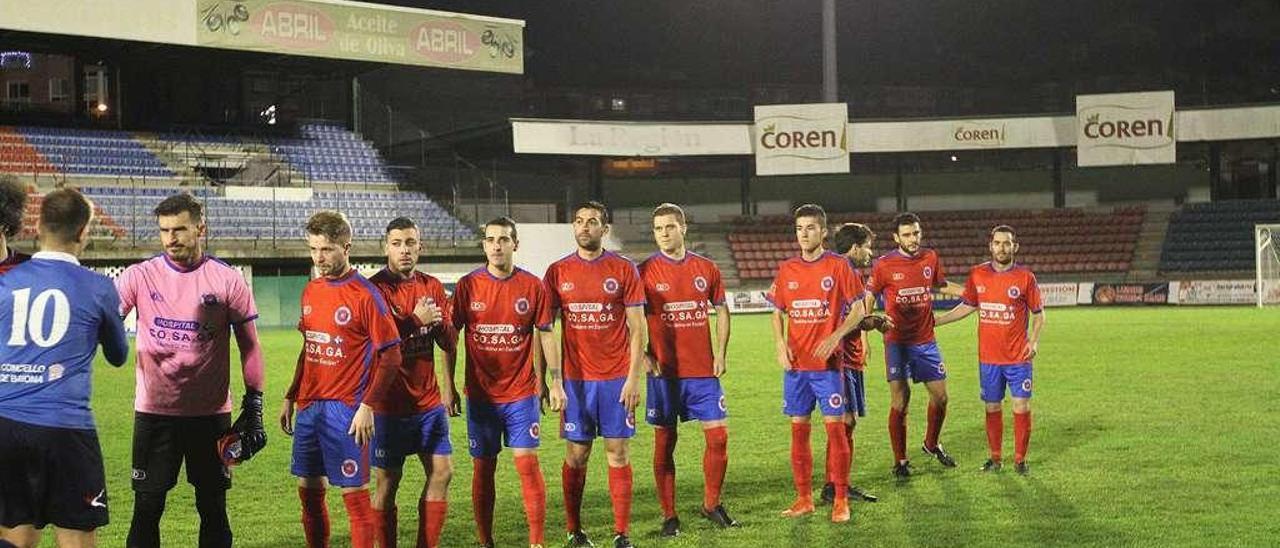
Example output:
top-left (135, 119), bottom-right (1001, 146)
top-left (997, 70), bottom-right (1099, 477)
top-left (0, 188), bottom-right (130, 548)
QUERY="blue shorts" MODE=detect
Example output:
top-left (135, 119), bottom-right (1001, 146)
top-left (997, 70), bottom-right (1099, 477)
top-left (467, 396), bottom-right (542, 458)
top-left (561, 378), bottom-right (636, 442)
top-left (842, 369), bottom-right (867, 417)
top-left (885, 341), bottom-right (948, 383)
top-left (782, 370), bottom-right (846, 417)
top-left (645, 376), bottom-right (727, 427)
top-left (291, 400), bottom-right (369, 488)
top-left (372, 406), bottom-right (453, 469)
top-left (980, 363), bottom-right (1033, 402)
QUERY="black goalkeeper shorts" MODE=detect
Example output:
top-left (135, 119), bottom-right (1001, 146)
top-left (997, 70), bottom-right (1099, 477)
top-left (131, 412), bottom-right (233, 493)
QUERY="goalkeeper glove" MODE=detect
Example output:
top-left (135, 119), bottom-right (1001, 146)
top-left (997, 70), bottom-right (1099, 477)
top-left (220, 389), bottom-right (267, 465)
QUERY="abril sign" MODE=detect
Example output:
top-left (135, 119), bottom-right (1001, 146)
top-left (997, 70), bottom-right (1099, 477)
top-left (1076, 91), bottom-right (1175, 167)
top-left (753, 103), bottom-right (849, 176)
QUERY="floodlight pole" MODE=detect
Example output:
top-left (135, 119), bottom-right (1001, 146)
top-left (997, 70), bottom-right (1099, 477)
top-left (822, 0), bottom-right (837, 103)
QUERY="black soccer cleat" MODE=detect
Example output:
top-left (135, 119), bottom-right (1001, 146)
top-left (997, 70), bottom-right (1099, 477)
top-left (922, 444), bottom-right (957, 467)
top-left (700, 505), bottom-right (740, 528)
top-left (893, 461), bottom-right (913, 479)
top-left (849, 485), bottom-right (878, 502)
top-left (981, 459), bottom-right (1003, 472)
top-left (612, 533), bottom-right (634, 548)
top-left (1015, 461), bottom-right (1029, 475)
top-left (659, 516), bottom-right (680, 537)
top-left (566, 530), bottom-right (594, 548)
top-left (819, 482), bottom-right (836, 505)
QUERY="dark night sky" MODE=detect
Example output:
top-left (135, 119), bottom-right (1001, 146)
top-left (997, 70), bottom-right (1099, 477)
top-left (376, 0), bottom-right (1279, 93)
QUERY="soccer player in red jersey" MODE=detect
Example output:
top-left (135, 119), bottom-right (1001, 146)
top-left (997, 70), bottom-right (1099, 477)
top-left (936, 225), bottom-right (1045, 474)
top-left (451, 217), bottom-right (560, 548)
top-left (368, 217), bottom-right (458, 548)
top-left (543, 201), bottom-right (647, 548)
top-left (768, 204), bottom-right (868, 524)
top-left (826, 222), bottom-right (892, 504)
top-left (868, 212), bottom-right (965, 478)
top-left (0, 175), bottom-right (31, 274)
top-left (280, 211), bottom-right (404, 548)
top-left (639, 204), bottom-right (737, 536)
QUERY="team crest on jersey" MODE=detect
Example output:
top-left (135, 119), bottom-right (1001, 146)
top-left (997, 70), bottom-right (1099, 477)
top-left (341, 459), bottom-right (359, 478)
top-left (923, 266), bottom-right (934, 279)
top-left (334, 306), bottom-right (353, 326)
top-left (529, 423), bottom-right (540, 439)
top-left (828, 393), bottom-right (844, 409)
top-left (149, 291), bottom-right (165, 303)
top-left (201, 293), bottom-right (219, 307)
top-left (47, 363), bottom-right (64, 381)
top-left (1007, 286), bottom-right (1021, 299)
top-left (603, 278), bottom-right (620, 294)
top-left (694, 276), bottom-right (709, 292)
top-left (820, 276), bottom-right (834, 291)
top-left (471, 301), bottom-right (487, 311)
top-left (560, 282), bottom-right (575, 292)
top-left (515, 297), bottom-right (530, 315)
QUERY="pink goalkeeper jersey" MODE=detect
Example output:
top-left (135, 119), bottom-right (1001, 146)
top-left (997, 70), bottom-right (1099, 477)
top-left (116, 255), bottom-right (260, 416)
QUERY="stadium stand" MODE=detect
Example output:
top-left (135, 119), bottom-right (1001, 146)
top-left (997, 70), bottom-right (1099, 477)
top-left (78, 187), bottom-right (473, 242)
top-left (1160, 199), bottom-right (1280, 273)
top-left (269, 122), bottom-right (395, 185)
top-left (729, 207), bottom-right (1145, 280)
top-left (2, 126), bottom-right (172, 177)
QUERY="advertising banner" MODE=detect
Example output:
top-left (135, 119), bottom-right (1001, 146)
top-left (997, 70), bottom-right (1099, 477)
top-left (511, 120), bottom-right (751, 156)
top-left (1039, 282), bottom-right (1079, 307)
top-left (753, 103), bottom-right (849, 176)
top-left (1076, 91), bottom-right (1175, 166)
top-left (1089, 283), bottom-right (1170, 306)
top-left (1170, 280), bottom-right (1256, 305)
top-left (726, 290), bottom-right (775, 314)
top-left (195, 0), bottom-right (524, 73)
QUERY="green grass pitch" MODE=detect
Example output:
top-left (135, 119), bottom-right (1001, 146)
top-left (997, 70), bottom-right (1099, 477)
top-left (64, 307), bottom-right (1280, 546)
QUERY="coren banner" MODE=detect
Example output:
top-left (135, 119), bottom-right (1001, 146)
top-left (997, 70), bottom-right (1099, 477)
top-left (1076, 91), bottom-right (1175, 167)
top-left (753, 103), bottom-right (850, 176)
top-left (194, 0), bottom-right (523, 73)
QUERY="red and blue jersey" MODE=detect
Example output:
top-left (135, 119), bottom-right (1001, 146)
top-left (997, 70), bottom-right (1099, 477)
top-left (369, 268), bottom-right (453, 414)
top-left (962, 262), bottom-right (1043, 365)
top-left (766, 251), bottom-right (865, 372)
top-left (294, 269), bottom-right (401, 408)
top-left (452, 267), bottom-right (553, 403)
top-left (639, 252), bottom-right (725, 379)
top-left (869, 248), bottom-right (946, 345)
top-left (544, 251), bottom-right (645, 381)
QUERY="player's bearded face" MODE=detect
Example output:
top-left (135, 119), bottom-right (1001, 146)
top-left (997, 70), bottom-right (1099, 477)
top-left (795, 216), bottom-right (826, 254)
top-left (385, 228), bottom-right (421, 275)
top-left (157, 212), bottom-right (205, 265)
top-left (652, 214), bottom-right (685, 253)
top-left (895, 223), bottom-right (922, 254)
top-left (307, 234), bottom-right (350, 278)
top-left (851, 241), bottom-right (874, 267)
top-left (572, 209), bottom-right (607, 251)
top-left (991, 233), bottom-right (1017, 265)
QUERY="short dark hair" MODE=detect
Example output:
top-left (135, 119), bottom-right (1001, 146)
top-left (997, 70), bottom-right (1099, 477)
top-left (305, 210), bottom-right (351, 243)
top-left (572, 200), bottom-right (611, 224)
top-left (651, 203), bottom-right (686, 225)
top-left (39, 188), bottom-right (93, 243)
top-left (990, 224), bottom-right (1016, 241)
top-left (793, 203), bottom-right (826, 225)
top-left (385, 217), bottom-right (417, 234)
top-left (153, 193), bottom-right (203, 222)
top-left (892, 212), bottom-right (921, 233)
top-left (833, 223), bottom-right (874, 254)
top-left (0, 175), bottom-right (28, 239)
top-left (484, 216), bottom-right (518, 241)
